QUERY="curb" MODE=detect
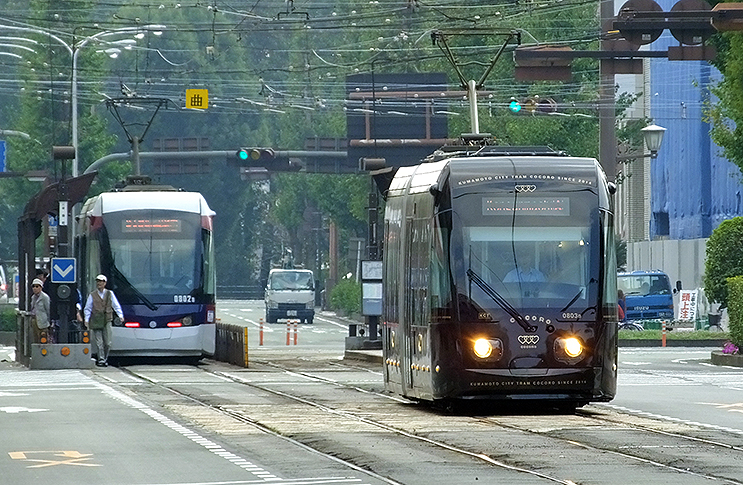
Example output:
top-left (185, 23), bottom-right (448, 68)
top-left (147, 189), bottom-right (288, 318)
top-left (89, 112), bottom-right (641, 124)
top-left (710, 350), bottom-right (743, 367)
top-left (343, 350), bottom-right (384, 364)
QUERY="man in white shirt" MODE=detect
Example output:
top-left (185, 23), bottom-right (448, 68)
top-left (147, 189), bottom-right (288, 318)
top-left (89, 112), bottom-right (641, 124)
top-left (504, 252), bottom-right (546, 283)
top-left (84, 275), bottom-right (123, 367)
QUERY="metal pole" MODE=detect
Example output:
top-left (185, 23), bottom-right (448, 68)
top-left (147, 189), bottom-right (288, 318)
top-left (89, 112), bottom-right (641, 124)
top-left (132, 135), bottom-right (140, 175)
top-left (600, 0), bottom-right (617, 181)
top-left (467, 79), bottom-right (479, 135)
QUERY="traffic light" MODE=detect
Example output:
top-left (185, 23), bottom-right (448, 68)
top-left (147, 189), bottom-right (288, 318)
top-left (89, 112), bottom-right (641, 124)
top-left (235, 148), bottom-right (302, 172)
top-left (508, 97), bottom-right (522, 114)
top-left (537, 97), bottom-right (557, 113)
top-left (236, 147), bottom-right (274, 163)
top-left (508, 96), bottom-right (558, 115)
top-left (523, 96), bottom-right (539, 114)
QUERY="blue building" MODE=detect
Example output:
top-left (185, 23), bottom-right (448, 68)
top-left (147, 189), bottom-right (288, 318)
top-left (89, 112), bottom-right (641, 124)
top-left (621, 0), bottom-right (743, 294)
top-left (649, 0), bottom-right (743, 240)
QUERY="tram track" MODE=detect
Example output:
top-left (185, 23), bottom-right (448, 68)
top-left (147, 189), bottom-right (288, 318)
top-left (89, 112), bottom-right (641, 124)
top-left (261, 359), bottom-right (743, 485)
top-left (113, 357), bottom-right (743, 485)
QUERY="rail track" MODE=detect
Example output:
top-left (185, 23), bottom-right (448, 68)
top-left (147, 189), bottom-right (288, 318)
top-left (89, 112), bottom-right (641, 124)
top-left (114, 356), bottom-right (743, 485)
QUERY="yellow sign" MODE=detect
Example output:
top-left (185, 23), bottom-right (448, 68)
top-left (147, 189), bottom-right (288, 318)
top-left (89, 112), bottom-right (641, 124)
top-left (186, 89), bottom-right (208, 109)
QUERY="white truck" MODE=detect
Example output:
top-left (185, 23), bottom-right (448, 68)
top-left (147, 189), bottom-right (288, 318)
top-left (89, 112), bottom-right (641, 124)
top-left (264, 268), bottom-right (316, 324)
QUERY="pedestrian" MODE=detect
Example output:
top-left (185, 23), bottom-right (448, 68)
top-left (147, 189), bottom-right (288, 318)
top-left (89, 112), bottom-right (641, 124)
top-left (36, 268), bottom-right (59, 344)
top-left (618, 290), bottom-right (627, 322)
top-left (30, 278), bottom-right (51, 343)
top-left (84, 274), bottom-right (123, 367)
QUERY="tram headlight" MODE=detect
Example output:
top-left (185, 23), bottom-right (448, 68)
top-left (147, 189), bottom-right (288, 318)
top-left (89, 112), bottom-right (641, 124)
top-left (554, 336), bottom-right (585, 363)
top-left (473, 338), bottom-right (503, 361)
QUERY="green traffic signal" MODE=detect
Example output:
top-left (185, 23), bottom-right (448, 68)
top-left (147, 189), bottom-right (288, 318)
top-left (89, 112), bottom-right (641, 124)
top-left (508, 98), bottom-right (521, 113)
top-left (237, 148), bottom-right (250, 160)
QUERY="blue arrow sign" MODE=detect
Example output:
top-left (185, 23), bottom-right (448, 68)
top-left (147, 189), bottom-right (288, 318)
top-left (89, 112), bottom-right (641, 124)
top-left (50, 258), bottom-right (76, 283)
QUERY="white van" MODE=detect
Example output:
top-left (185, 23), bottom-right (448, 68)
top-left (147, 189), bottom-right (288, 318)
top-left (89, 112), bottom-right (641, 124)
top-left (265, 269), bottom-right (315, 324)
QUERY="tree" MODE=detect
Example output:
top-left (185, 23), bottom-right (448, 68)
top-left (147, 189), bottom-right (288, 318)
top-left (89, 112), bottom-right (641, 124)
top-left (0, 1), bottom-right (118, 261)
top-left (704, 217), bottom-right (743, 307)
top-left (708, 30), bottom-right (743, 175)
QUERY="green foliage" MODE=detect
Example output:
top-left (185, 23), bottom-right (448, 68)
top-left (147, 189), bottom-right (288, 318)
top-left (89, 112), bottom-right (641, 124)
top-left (0, 1), bottom-right (610, 290)
top-left (704, 217), bottom-right (743, 307)
top-left (726, 276), bottom-right (743, 348)
top-left (708, 27), bottom-right (743, 175)
top-left (617, 329), bottom-right (729, 340)
top-left (0, 309), bottom-right (17, 332)
top-left (329, 278), bottom-right (361, 316)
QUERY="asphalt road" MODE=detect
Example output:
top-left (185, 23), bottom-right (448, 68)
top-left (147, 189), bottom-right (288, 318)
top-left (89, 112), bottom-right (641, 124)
top-left (1, 299), bottom-right (742, 485)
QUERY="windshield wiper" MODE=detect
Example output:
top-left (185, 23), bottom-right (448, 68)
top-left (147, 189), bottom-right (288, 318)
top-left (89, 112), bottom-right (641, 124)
top-left (561, 288), bottom-right (584, 313)
top-left (467, 268), bottom-right (536, 332)
top-left (111, 266), bottom-right (159, 311)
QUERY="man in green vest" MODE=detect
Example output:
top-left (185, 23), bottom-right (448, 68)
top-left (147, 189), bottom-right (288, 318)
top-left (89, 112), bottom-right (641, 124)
top-left (83, 274), bottom-right (123, 367)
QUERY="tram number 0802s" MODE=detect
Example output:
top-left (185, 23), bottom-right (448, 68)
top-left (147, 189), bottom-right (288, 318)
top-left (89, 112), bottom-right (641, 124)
top-left (174, 295), bottom-right (195, 303)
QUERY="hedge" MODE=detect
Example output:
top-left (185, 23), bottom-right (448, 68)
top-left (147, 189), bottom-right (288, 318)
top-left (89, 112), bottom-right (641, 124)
top-left (726, 276), bottom-right (743, 349)
top-left (704, 217), bottom-right (743, 308)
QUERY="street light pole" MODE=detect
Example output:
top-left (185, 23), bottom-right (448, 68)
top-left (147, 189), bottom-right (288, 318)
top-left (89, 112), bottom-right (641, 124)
top-left (1, 23), bottom-right (164, 177)
top-left (70, 26), bottom-right (163, 177)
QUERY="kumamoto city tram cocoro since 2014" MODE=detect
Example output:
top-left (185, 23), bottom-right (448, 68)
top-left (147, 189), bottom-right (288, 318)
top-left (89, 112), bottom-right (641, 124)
top-left (375, 143), bottom-right (619, 410)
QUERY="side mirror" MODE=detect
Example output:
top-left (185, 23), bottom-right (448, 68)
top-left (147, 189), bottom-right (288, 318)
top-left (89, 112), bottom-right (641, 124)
top-left (675, 280), bottom-right (682, 292)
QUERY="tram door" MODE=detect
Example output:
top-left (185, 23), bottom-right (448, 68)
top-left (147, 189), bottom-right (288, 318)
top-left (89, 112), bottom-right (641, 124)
top-left (402, 216), bottom-right (415, 395)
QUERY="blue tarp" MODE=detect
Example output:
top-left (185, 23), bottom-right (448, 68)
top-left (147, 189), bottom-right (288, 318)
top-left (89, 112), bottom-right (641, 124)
top-left (649, 0), bottom-right (743, 239)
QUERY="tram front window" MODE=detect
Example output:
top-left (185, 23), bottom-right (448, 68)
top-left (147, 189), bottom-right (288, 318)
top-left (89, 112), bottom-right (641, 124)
top-left (103, 212), bottom-right (204, 303)
top-left (453, 193), bottom-right (599, 314)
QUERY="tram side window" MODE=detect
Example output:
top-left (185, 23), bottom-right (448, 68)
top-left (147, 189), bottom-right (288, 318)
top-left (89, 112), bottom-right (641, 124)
top-left (410, 217), bottom-right (430, 326)
top-left (431, 216), bottom-right (452, 320)
top-left (602, 210), bottom-right (618, 308)
top-left (202, 229), bottom-right (216, 294)
top-left (87, 238), bottom-right (102, 287)
top-left (383, 219), bottom-right (400, 323)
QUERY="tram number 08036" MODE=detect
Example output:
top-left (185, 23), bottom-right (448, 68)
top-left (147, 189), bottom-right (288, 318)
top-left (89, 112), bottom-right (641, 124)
top-left (174, 295), bottom-right (196, 303)
top-left (562, 312), bottom-right (581, 320)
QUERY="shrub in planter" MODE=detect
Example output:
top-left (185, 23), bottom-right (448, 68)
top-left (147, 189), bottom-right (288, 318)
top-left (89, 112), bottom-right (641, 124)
top-left (329, 278), bottom-right (361, 317)
top-left (726, 276), bottom-right (743, 351)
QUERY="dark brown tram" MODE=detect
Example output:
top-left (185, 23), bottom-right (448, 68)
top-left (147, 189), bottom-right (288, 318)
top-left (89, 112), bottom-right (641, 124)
top-left (377, 146), bottom-right (618, 408)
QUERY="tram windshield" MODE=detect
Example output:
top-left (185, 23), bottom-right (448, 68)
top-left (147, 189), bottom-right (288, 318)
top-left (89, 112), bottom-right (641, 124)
top-left (448, 191), bottom-right (600, 318)
top-left (99, 210), bottom-right (212, 305)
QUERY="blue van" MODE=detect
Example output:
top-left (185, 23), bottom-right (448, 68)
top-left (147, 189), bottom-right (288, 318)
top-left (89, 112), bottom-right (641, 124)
top-left (617, 270), bottom-right (676, 321)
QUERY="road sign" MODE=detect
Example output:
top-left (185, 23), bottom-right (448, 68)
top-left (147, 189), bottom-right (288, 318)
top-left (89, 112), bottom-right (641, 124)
top-left (186, 89), bottom-right (208, 109)
top-left (50, 258), bottom-right (76, 283)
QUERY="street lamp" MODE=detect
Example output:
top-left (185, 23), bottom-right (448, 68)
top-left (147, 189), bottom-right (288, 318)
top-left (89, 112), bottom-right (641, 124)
top-left (0, 23), bottom-right (166, 177)
top-left (71, 25), bottom-right (166, 177)
top-left (641, 123), bottom-right (667, 159)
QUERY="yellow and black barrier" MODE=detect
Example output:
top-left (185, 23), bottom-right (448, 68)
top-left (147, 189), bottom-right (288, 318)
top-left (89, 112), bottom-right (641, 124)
top-left (215, 322), bottom-right (248, 368)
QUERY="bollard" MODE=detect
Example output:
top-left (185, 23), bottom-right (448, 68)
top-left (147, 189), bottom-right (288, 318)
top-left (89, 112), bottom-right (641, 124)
top-left (286, 322), bottom-right (291, 346)
top-left (293, 320), bottom-right (298, 346)
top-left (259, 318), bottom-right (264, 346)
top-left (661, 320), bottom-right (667, 347)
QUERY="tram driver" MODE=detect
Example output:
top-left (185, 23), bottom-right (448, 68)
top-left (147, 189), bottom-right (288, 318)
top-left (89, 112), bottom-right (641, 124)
top-left (503, 249), bottom-right (546, 283)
